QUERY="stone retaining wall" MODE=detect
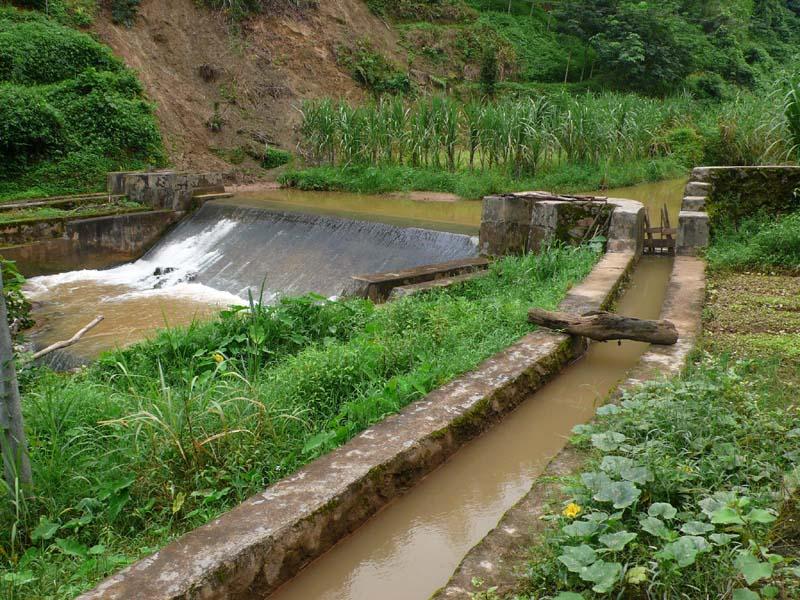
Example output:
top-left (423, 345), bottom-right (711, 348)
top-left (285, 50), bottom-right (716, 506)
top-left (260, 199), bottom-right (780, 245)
top-left (108, 171), bottom-right (224, 212)
top-left (79, 202), bottom-right (645, 600)
top-left (480, 193), bottom-right (644, 257)
top-left (1, 211), bottom-right (182, 276)
top-left (678, 165), bottom-right (800, 255)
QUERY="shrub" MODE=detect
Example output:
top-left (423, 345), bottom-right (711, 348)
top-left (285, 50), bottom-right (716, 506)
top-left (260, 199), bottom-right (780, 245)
top-left (260, 147), bottom-right (292, 169)
top-left (0, 7), bottom-right (165, 200)
top-left (479, 45), bottom-right (498, 96)
top-left (660, 127), bottom-right (706, 167)
top-left (1, 259), bottom-right (32, 330)
top-left (707, 210), bottom-right (800, 272)
top-left (338, 41), bottom-right (412, 97)
top-left (110, 0), bottom-right (141, 26)
top-left (0, 18), bottom-right (120, 84)
top-left (0, 85), bottom-right (65, 171)
top-left (685, 71), bottom-right (728, 102)
top-left (49, 69), bottom-right (163, 158)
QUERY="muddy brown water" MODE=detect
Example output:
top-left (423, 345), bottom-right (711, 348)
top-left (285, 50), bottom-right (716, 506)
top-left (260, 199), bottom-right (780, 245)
top-left (267, 257), bottom-right (673, 600)
top-left (25, 179), bottom-right (684, 366)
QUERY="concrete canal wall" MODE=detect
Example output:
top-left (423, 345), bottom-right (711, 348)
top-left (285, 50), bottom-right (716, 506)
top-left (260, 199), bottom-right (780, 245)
top-left (79, 196), bottom-right (646, 600)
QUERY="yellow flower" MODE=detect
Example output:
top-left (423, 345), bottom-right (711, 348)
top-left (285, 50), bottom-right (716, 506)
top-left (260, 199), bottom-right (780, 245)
top-left (213, 352), bottom-right (224, 363)
top-left (562, 502), bottom-right (582, 519)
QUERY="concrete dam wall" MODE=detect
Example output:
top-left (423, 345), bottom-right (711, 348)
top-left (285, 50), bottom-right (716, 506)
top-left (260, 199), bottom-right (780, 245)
top-left (153, 200), bottom-right (480, 300)
top-left (25, 200), bottom-right (480, 367)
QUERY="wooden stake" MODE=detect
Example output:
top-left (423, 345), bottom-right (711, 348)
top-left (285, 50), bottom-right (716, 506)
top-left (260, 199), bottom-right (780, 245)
top-left (0, 276), bottom-right (32, 489)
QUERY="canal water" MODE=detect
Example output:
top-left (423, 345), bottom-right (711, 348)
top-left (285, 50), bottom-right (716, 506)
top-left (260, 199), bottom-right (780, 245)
top-left (24, 179), bottom-right (684, 365)
top-left (262, 179), bottom-right (684, 600)
top-left (268, 257), bottom-right (672, 600)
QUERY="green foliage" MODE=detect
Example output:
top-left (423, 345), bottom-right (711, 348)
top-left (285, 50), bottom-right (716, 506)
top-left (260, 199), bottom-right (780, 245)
top-left (337, 41), bottom-right (412, 97)
top-left (786, 78), bottom-right (800, 159)
top-left (259, 147), bottom-right (291, 169)
top-left (474, 11), bottom-right (587, 83)
top-left (659, 126), bottom-right (706, 167)
top-left (707, 211), bottom-right (800, 272)
top-left (0, 16), bottom-right (119, 85)
top-left (523, 357), bottom-right (800, 598)
top-left (1, 259), bottom-right (32, 330)
top-left (387, 0), bottom-right (800, 95)
top-left (296, 92), bottom-right (697, 179)
top-left (686, 71), bottom-right (729, 102)
top-left (0, 85), bottom-right (64, 166)
top-left (479, 45), bottom-right (498, 96)
top-left (110, 0), bottom-right (141, 26)
top-left (0, 246), bottom-right (598, 597)
top-left (280, 158), bottom-right (685, 200)
top-left (0, 7), bottom-right (165, 200)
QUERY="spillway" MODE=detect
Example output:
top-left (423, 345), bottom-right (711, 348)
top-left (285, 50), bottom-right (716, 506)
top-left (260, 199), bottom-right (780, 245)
top-left (24, 201), bottom-right (479, 363)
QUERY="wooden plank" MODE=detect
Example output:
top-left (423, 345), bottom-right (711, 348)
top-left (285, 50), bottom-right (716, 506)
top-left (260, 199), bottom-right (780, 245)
top-left (352, 258), bottom-right (491, 303)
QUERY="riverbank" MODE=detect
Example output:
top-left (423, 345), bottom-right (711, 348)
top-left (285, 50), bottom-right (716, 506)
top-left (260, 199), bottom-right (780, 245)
top-left (279, 159), bottom-right (687, 200)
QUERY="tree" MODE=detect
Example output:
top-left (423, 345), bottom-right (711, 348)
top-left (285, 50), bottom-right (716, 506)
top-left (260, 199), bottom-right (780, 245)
top-left (552, 0), bottom-right (698, 93)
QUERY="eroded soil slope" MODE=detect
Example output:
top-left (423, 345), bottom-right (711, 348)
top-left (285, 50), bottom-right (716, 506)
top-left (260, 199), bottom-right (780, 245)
top-left (92, 0), bottom-right (405, 176)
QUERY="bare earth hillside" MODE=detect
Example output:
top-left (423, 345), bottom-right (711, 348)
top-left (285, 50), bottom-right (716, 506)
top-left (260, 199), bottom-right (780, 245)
top-left (92, 0), bottom-right (406, 177)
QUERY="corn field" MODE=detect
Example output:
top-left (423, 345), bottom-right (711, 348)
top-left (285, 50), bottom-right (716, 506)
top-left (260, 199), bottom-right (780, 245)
top-left (298, 89), bottom-right (799, 175)
top-left (298, 92), bottom-right (693, 176)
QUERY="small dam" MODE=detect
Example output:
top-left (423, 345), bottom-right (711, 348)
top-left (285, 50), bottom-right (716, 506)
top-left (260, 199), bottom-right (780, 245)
top-left (24, 198), bottom-right (480, 363)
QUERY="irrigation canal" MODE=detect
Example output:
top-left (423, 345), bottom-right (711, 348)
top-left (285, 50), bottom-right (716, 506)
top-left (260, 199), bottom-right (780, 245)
top-left (263, 179), bottom-right (684, 600)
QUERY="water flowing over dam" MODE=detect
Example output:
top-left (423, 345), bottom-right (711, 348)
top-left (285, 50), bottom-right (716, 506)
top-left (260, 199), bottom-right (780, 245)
top-left (25, 199), bottom-right (479, 362)
top-left (162, 200), bottom-right (480, 299)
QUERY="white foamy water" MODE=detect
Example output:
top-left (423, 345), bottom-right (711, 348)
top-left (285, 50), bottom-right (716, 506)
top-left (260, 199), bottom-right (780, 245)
top-left (25, 219), bottom-right (245, 306)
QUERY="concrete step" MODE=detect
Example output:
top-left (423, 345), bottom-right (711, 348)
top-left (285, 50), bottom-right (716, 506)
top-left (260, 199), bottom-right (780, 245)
top-left (682, 196), bottom-right (706, 211)
top-left (684, 181), bottom-right (711, 197)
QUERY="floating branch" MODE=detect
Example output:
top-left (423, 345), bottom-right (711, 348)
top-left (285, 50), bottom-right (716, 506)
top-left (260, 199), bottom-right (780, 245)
top-left (32, 315), bottom-right (104, 360)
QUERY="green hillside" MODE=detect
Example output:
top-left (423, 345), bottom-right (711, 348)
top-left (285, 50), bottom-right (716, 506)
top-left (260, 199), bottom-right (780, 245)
top-left (0, 5), bottom-right (164, 201)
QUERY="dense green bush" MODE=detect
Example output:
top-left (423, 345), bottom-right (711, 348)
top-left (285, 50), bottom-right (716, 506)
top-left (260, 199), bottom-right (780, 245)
top-left (337, 41), bottom-right (412, 97)
top-left (0, 85), bottom-right (64, 172)
top-left (1, 259), bottom-right (32, 330)
top-left (260, 147), bottom-right (292, 169)
top-left (0, 17), bottom-right (119, 84)
top-left (0, 7), bottom-right (164, 200)
top-left (659, 127), bottom-right (706, 167)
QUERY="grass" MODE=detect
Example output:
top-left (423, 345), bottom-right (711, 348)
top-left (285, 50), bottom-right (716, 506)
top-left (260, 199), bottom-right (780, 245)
top-left (706, 211), bottom-right (800, 274)
top-left (0, 245), bottom-right (599, 599)
top-left (0, 201), bottom-right (146, 225)
top-left (280, 159), bottom-right (686, 199)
